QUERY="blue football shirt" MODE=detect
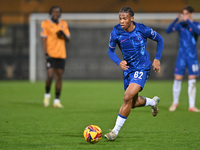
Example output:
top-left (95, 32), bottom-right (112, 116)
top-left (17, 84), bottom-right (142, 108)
top-left (166, 18), bottom-right (200, 75)
top-left (166, 19), bottom-right (200, 59)
top-left (108, 21), bottom-right (164, 72)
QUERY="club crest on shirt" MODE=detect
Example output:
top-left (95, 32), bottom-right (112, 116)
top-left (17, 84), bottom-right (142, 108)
top-left (136, 35), bottom-right (143, 42)
top-left (61, 25), bottom-right (64, 29)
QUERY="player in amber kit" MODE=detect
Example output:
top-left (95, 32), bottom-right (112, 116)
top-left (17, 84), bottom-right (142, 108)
top-left (166, 6), bottom-right (200, 112)
top-left (40, 6), bottom-right (70, 108)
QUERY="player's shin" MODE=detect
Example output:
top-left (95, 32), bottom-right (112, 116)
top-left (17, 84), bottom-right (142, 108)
top-left (112, 102), bottom-right (131, 135)
top-left (112, 114), bottom-right (127, 135)
top-left (188, 79), bottom-right (196, 108)
top-left (173, 79), bottom-right (181, 104)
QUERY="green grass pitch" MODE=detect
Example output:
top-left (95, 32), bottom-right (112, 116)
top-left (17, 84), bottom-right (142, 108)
top-left (1, 80), bottom-right (200, 150)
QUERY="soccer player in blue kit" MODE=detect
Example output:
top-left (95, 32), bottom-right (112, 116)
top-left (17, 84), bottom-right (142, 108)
top-left (104, 7), bottom-right (164, 141)
top-left (166, 6), bottom-right (200, 112)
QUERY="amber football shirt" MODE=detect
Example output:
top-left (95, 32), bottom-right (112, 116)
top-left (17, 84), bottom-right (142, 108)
top-left (40, 19), bottom-right (70, 59)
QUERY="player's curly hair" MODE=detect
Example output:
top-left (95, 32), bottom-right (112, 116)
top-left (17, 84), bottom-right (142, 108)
top-left (183, 6), bottom-right (194, 13)
top-left (49, 5), bottom-right (62, 15)
top-left (119, 6), bottom-right (134, 17)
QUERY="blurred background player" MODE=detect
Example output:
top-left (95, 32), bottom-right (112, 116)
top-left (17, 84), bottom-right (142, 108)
top-left (40, 6), bottom-right (70, 108)
top-left (104, 7), bottom-right (164, 141)
top-left (166, 6), bottom-right (200, 112)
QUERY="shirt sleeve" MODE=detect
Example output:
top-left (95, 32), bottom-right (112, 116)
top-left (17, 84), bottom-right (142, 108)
top-left (63, 21), bottom-right (71, 37)
top-left (109, 30), bottom-right (117, 48)
top-left (108, 30), bottom-right (122, 65)
top-left (166, 18), bottom-right (179, 33)
top-left (153, 32), bottom-right (164, 60)
top-left (40, 21), bottom-right (48, 37)
top-left (144, 26), bottom-right (164, 60)
top-left (186, 20), bottom-right (200, 35)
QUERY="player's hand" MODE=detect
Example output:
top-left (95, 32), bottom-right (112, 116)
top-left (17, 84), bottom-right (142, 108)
top-left (45, 53), bottom-right (51, 61)
top-left (152, 59), bottom-right (160, 72)
top-left (119, 60), bottom-right (129, 70)
top-left (177, 13), bottom-right (182, 20)
top-left (56, 30), bottom-right (65, 39)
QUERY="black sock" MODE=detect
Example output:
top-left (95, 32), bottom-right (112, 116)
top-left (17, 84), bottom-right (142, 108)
top-left (45, 86), bottom-right (50, 94)
top-left (55, 92), bottom-right (60, 99)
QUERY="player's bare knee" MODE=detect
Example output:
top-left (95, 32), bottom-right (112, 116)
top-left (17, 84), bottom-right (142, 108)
top-left (123, 93), bottom-right (133, 104)
top-left (47, 75), bottom-right (53, 81)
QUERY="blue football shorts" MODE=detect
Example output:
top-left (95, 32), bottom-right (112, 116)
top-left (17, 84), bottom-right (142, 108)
top-left (174, 56), bottom-right (199, 76)
top-left (123, 69), bottom-right (150, 91)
